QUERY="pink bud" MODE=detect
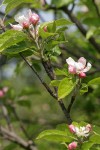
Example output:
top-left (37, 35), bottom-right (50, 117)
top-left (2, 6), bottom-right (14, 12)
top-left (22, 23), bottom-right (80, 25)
top-left (68, 65), bottom-right (76, 74)
top-left (86, 124), bottom-right (92, 132)
top-left (68, 142), bottom-right (77, 150)
top-left (22, 22), bottom-right (30, 29)
top-left (68, 124), bottom-right (76, 133)
top-left (79, 72), bottom-right (86, 78)
top-left (43, 26), bottom-right (47, 32)
top-left (29, 13), bottom-right (40, 25)
top-left (0, 90), bottom-right (4, 98)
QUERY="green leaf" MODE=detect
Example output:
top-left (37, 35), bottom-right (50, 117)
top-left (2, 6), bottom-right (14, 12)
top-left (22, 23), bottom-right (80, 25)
top-left (80, 83), bottom-right (88, 95)
top-left (86, 28), bottom-right (96, 39)
top-left (55, 18), bottom-right (72, 26)
top-left (81, 141), bottom-right (94, 150)
top-left (56, 26), bottom-right (68, 32)
top-left (52, 46), bottom-right (61, 56)
top-left (58, 78), bottom-right (75, 100)
top-left (51, 0), bottom-right (74, 8)
top-left (36, 129), bottom-right (74, 143)
top-left (50, 80), bottom-right (61, 86)
top-left (83, 17), bottom-right (100, 27)
top-left (3, 42), bottom-right (32, 54)
top-left (39, 27), bottom-right (57, 39)
top-left (55, 68), bottom-right (68, 76)
top-left (0, 30), bottom-right (27, 52)
top-left (93, 125), bottom-right (100, 135)
top-left (88, 77), bottom-right (100, 86)
top-left (90, 135), bottom-right (100, 144)
top-left (40, 18), bottom-right (72, 29)
top-left (3, 0), bottom-right (34, 14)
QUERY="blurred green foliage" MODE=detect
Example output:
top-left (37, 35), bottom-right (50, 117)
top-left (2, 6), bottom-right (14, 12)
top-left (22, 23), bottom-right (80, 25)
top-left (0, 0), bottom-right (100, 149)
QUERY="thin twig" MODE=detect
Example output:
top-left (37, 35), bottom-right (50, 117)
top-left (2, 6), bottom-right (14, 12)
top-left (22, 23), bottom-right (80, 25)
top-left (70, 0), bottom-right (76, 13)
top-left (0, 126), bottom-right (37, 150)
top-left (62, 7), bottom-right (100, 53)
top-left (92, 0), bottom-right (100, 17)
top-left (1, 104), bottom-right (13, 131)
top-left (19, 53), bottom-right (57, 99)
top-left (58, 100), bottom-right (72, 124)
top-left (11, 105), bottom-right (32, 140)
top-left (41, 59), bottom-right (72, 124)
top-left (67, 95), bottom-right (76, 113)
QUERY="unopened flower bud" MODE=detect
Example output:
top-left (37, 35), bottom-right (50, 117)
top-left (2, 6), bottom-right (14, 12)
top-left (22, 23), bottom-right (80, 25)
top-left (22, 22), bottom-right (30, 29)
top-left (29, 13), bottom-right (40, 25)
top-left (43, 26), bottom-right (47, 32)
top-left (0, 90), bottom-right (4, 97)
top-left (68, 124), bottom-right (76, 133)
top-left (79, 72), bottom-right (86, 78)
top-left (68, 142), bottom-right (77, 150)
top-left (86, 124), bottom-right (92, 132)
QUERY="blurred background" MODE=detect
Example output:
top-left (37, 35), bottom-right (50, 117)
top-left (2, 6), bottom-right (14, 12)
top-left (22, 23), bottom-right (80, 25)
top-left (0, 0), bottom-right (100, 149)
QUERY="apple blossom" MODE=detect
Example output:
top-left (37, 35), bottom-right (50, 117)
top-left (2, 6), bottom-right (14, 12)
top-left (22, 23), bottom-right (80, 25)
top-left (14, 12), bottom-right (30, 28)
top-left (66, 57), bottom-right (92, 78)
top-left (10, 10), bottom-right (39, 30)
top-left (68, 142), bottom-right (77, 150)
top-left (29, 10), bottom-right (40, 25)
top-left (68, 124), bottom-right (92, 137)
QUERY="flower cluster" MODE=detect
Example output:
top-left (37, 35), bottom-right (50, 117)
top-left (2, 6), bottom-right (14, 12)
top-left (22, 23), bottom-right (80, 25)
top-left (68, 124), bottom-right (92, 137)
top-left (10, 9), bottom-right (40, 31)
top-left (66, 57), bottom-right (92, 78)
top-left (68, 124), bottom-right (92, 150)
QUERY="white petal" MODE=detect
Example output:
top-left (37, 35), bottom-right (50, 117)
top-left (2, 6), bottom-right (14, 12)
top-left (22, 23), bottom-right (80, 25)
top-left (66, 57), bottom-right (75, 66)
top-left (14, 13), bottom-right (29, 25)
top-left (10, 24), bottom-right (23, 31)
top-left (78, 57), bottom-right (86, 67)
top-left (83, 63), bottom-right (92, 72)
top-left (28, 9), bottom-right (32, 18)
top-left (75, 62), bottom-right (85, 73)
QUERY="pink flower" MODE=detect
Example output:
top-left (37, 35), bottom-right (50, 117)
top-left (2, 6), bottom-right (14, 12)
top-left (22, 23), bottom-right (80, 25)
top-left (14, 12), bottom-right (30, 29)
top-left (66, 57), bottom-right (92, 78)
top-left (68, 124), bottom-right (76, 133)
top-left (11, 10), bottom-right (40, 30)
top-left (29, 10), bottom-right (40, 25)
top-left (68, 142), bottom-right (77, 150)
top-left (0, 90), bottom-right (4, 98)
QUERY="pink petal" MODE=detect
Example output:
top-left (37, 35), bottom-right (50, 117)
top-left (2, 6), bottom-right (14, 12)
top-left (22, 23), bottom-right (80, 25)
top-left (68, 124), bottom-right (76, 133)
top-left (66, 57), bottom-right (75, 66)
top-left (83, 63), bottom-right (92, 72)
top-left (78, 57), bottom-right (86, 67)
top-left (68, 65), bottom-right (76, 74)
